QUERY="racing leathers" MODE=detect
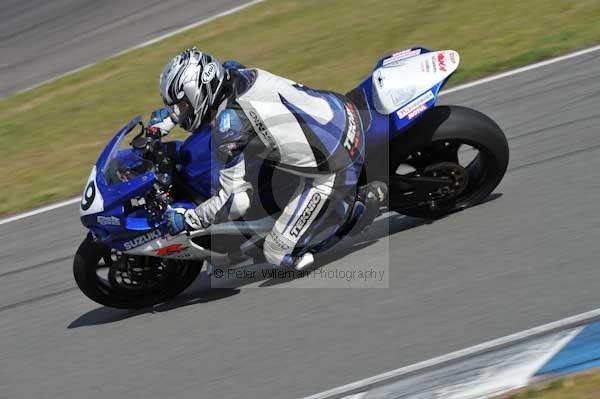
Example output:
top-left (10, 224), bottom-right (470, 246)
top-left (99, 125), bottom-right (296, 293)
top-left (155, 67), bottom-right (365, 267)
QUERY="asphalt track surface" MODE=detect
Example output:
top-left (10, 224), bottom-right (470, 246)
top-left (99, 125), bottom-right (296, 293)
top-left (0, 0), bottom-right (253, 97)
top-left (1, 50), bottom-right (600, 398)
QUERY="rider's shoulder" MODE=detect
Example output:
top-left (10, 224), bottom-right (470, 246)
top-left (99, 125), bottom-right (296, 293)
top-left (216, 109), bottom-right (241, 133)
top-left (214, 106), bottom-right (251, 140)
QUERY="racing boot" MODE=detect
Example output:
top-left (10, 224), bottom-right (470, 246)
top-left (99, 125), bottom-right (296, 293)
top-left (348, 181), bottom-right (388, 235)
top-left (281, 252), bottom-right (315, 272)
top-left (252, 243), bottom-right (315, 272)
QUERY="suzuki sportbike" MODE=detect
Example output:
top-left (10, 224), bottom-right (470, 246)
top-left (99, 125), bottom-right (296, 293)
top-left (74, 48), bottom-right (509, 308)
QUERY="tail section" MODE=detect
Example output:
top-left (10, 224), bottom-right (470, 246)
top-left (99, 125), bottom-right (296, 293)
top-left (347, 48), bottom-right (460, 149)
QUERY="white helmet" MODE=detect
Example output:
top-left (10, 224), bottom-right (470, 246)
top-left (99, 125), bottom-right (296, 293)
top-left (159, 49), bottom-right (225, 131)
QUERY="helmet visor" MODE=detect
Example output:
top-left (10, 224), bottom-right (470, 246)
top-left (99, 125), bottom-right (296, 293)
top-left (166, 97), bottom-right (194, 127)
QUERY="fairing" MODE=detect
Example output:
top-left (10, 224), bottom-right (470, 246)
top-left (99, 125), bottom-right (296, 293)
top-left (79, 116), bottom-right (224, 252)
top-left (79, 118), bottom-right (154, 244)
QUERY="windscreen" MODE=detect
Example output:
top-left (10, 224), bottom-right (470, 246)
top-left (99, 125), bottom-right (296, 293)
top-left (101, 130), bottom-right (154, 185)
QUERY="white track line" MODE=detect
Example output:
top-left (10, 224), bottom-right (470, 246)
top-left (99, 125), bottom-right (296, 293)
top-left (0, 198), bottom-right (81, 226)
top-left (2, 42), bottom-right (600, 225)
top-left (301, 308), bottom-right (600, 399)
top-left (440, 44), bottom-right (600, 96)
top-left (13, 0), bottom-right (266, 96)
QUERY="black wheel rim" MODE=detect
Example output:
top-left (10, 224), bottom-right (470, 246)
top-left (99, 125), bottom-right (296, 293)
top-left (394, 138), bottom-right (498, 209)
top-left (93, 250), bottom-right (190, 300)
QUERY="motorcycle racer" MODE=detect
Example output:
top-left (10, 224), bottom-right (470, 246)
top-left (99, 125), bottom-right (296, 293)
top-left (152, 49), bottom-right (386, 270)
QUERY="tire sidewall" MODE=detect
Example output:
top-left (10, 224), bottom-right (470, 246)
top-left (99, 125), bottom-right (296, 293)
top-left (393, 105), bottom-right (509, 217)
top-left (73, 239), bottom-right (201, 309)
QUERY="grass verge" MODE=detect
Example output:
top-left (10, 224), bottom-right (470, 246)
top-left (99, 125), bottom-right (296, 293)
top-left (1, 0), bottom-right (599, 216)
top-left (500, 370), bottom-right (600, 398)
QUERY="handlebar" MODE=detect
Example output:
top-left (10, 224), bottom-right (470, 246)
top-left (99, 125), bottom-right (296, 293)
top-left (130, 121), bottom-right (162, 151)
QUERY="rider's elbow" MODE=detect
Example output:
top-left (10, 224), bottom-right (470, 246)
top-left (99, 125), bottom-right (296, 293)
top-left (229, 191), bottom-right (251, 220)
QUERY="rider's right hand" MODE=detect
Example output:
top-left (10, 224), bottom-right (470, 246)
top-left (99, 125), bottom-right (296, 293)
top-left (164, 207), bottom-right (208, 235)
top-left (164, 208), bottom-right (187, 235)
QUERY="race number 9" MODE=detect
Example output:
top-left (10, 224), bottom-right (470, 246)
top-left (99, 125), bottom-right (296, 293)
top-left (81, 181), bottom-right (96, 211)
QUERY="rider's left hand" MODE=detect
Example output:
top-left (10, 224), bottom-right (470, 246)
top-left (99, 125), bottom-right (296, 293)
top-left (148, 108), bottom-right (175, 137)
top-left (164, 207), bottom-right (207, 234)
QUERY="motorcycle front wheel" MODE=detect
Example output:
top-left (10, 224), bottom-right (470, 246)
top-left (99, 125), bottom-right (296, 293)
top-left (73, 238), bottom-right (202, 309)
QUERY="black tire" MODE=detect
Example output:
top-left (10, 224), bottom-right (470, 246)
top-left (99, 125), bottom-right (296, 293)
top-left (392, 105), bottom-right (509, 218)
top-left (73, 239), bottom-right (201, 309)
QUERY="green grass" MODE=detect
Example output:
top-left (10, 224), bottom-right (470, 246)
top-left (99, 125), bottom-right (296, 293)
top-left (1, 0), bottom-right (599, 216)
top-left (500, 370), bottom-right (600, 399)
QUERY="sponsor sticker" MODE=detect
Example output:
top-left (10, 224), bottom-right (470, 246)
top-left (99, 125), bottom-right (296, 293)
top-left (343, 104), bottom-right (361, 157)
top-left (382, 59), bottom-right (407, 68)
top-left (248, 109), bottom-right (277, 149)
top-left (421, 59), bottom-right (432, 73)
top-left (437, 52), bottom-right (447, 72)
top-left (407, 104), bottom-right (428, 120)
top-left (268, 232), bottom-right (291, 251)
top-left (449, 51), bottom-right (457, 64)
top-left (389, 87), bottom-right (416, 108)
top-left (201, 62), bottom-right (217, 83)
top-left (375, 70), bottom-right (385, 89)
top-left (396, 91), bottom-right (434, 119)
top-left (382, 49), bottom-right (421, 66)
top-left (155, 244), bottom-right (188, 256)
top-left (289, 193), bottom-right (322, 238)
top-left (219, 111), bottom-right (231, 132)
top-left (130, 197), bottom-right (146, 207)
top-left (124, 229), bottom-right (162, 250)
top-left (97, 215), bottom-right (120, 226)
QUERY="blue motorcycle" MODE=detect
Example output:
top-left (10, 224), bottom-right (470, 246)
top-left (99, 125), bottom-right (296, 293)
top-left (74, 48), bottom-right (509, 308)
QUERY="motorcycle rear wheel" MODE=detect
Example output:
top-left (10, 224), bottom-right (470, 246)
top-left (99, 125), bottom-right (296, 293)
top-left (391, 105), bottom-right (509, 218)
top-left (73, 238), bottom-right (201, 309)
